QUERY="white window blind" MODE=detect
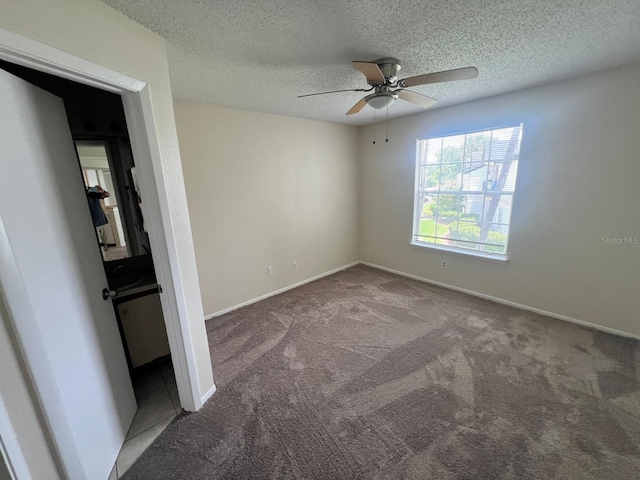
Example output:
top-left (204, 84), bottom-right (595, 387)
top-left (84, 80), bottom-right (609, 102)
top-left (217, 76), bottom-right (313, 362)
top-left (412, 125), bottom-right (523, 258)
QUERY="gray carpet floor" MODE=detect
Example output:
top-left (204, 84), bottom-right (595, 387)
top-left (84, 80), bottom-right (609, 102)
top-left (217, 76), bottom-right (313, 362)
top-left (123, 265), bottom-right (640, 479)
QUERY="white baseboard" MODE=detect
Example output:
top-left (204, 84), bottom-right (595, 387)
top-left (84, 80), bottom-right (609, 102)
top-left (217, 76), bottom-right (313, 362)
top-left (205, 261), bottom-right (361, 319)
top-left (199, 384), bottom-right (216, 408)
top-left (361, 261), bottom-right (640, 341)
top-left (203, 259), bottom-right (639, 341)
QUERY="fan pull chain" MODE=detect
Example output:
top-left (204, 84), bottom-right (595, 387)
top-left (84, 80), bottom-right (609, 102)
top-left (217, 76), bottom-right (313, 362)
top-left (385, 104), bottom-right (389, 143)
top-left (372, 109), bottom-right (376, 145)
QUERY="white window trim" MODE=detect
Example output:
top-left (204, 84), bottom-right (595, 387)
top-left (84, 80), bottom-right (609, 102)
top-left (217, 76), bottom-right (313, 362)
top-left (410, 240), bottom-right (509, 264)
top-left (411, 125), bottom-right (522, 262)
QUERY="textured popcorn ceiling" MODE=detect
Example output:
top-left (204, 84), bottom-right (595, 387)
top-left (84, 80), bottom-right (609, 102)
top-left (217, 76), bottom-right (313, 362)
top-left (102, 0), bottom-right (640, 126)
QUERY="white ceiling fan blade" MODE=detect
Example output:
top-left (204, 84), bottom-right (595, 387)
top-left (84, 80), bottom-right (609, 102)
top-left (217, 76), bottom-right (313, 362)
top-left (298, 88), bottom-right (369, 98)
top-left (346, 98), bottom-right (368, 115)
top-left (400, 66), bottom-right (478, 88)
top-left (397, 89), bottom-right (438, 109)
top-left (352, 61), bottom-right (386, 84)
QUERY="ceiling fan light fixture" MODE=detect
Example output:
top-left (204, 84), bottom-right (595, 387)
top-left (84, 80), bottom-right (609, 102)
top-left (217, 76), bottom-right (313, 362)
top-left (366, 93), bottom-right (397, 109)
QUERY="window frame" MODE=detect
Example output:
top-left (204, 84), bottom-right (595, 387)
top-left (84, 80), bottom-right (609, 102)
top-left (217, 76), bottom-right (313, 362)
top-left (411, 124), bottom-right (523, 262)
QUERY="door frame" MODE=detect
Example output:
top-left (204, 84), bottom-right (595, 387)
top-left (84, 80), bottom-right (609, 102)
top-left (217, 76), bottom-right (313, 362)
top-left (0, 27), bottom-right (209, 477)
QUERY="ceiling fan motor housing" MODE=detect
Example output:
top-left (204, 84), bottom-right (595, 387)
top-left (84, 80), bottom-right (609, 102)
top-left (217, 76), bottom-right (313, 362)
top-left (374, 58), bottom-right (401, 84)
top-left (363, 59), bottom-right (401, 108)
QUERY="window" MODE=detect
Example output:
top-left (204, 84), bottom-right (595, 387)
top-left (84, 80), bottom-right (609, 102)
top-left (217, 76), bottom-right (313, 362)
top-left (412, 124), bottom-right (523, 259)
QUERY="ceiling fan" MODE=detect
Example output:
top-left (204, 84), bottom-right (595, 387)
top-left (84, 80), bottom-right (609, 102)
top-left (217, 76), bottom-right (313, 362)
top-left (299, 58), bottom-right (478, 115)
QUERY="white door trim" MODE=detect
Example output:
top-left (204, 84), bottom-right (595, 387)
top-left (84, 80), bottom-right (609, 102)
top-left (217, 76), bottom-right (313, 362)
top-left (0, 26), bottom-right (204, 475)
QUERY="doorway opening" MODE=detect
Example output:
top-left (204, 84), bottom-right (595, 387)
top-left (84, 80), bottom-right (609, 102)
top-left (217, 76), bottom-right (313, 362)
top-left (0, 59), bottom-right (180, 474)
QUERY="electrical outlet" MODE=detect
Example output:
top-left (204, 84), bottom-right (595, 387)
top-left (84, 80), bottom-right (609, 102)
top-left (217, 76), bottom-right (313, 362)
top-left (292, 261), bottom-right (297, 270)
top-left (442, 261), bottom-right (447, 269)
top-left (267, 266), bottom-right (273, 275)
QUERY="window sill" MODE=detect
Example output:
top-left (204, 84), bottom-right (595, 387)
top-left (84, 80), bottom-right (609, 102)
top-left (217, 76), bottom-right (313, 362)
top-left (410, 241), bottom-right (509, 264)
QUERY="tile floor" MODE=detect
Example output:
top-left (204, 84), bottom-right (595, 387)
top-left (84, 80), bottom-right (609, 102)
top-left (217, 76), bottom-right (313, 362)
top-left (108, 359), bottom-right (180, 479)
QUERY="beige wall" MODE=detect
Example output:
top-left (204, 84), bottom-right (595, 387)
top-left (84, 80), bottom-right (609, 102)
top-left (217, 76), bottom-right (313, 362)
top-left (360, 63), bottom-right (640, 337)
top-left (175, 102), bottom-right (360, 316)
